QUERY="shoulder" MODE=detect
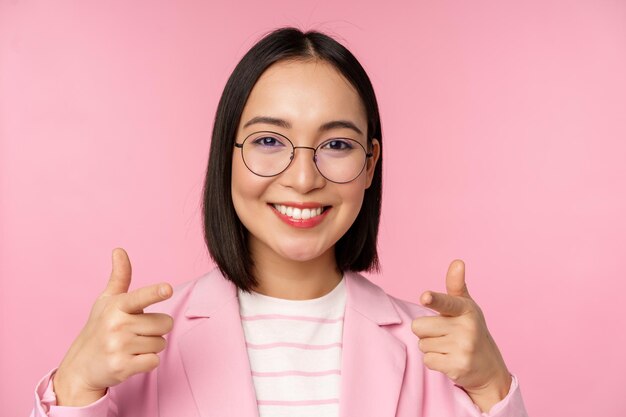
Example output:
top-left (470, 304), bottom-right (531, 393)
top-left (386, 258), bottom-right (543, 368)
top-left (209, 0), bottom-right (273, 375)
top-left (144, 267), bottom-right (232, 317)
top-left (387, 293), bottom-right (438, 320)
top-left (346, 271), bottom-right (436, 359)
top-left (346, 270), bottom-right (438, 342)
top-left (347, 270), bottom-right (436, 321)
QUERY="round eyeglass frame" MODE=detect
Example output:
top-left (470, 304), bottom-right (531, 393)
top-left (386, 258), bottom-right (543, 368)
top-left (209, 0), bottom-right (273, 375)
top-left (234, 130), bottom-right (374, 184)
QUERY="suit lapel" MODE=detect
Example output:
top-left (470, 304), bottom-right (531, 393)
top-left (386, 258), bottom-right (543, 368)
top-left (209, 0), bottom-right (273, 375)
top-left (339, 272), bottom-right (407, 417)
top-left (177, 271), bottom-right (260, 417)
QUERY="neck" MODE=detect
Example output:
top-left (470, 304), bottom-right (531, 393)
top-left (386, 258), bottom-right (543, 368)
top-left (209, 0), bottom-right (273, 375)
top-left (248, 240), bottom-right (342, 300)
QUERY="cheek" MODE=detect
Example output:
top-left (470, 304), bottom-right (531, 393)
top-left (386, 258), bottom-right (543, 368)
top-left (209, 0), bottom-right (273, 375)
top-left (231, 157), bottom-right (270, 218)
top-left (344, 185), bottom-right (365, 208)
top-left (232, 153), bottom-right (256, 195)
top-left (337, 182), bottom-right (367, 224)
top-left (348, 175), bottom-right (369, 204)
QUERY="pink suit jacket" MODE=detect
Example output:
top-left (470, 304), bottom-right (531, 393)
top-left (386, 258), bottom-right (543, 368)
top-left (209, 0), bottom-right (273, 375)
top-left (31, 268), bottom-right (528, 417)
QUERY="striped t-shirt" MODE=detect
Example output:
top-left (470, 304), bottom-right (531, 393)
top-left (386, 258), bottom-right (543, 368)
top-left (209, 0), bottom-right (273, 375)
top-left (237, 276), bottom-right (346, 417)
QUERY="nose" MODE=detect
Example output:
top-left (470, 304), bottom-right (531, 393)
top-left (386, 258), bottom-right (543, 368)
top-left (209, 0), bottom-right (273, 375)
top-left (279, 146), bottom-right (326, 192)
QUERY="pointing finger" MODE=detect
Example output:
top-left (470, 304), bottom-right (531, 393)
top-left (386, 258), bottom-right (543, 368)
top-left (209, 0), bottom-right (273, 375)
top-left (446, 259), bottom-right (471, 299)
top-left (421, 291), bottom-right (469, 317)
top-left (103, 248), bottom-right (132, 296)
top-left (119, 282), bottom-right (173, 314)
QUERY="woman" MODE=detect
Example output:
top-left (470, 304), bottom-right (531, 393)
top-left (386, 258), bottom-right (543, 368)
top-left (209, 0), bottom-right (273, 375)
top-left (30, 27), bottom-right (528, 417)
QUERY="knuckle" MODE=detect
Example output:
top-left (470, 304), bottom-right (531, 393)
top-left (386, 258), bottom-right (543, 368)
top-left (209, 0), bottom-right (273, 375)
top-left (417, 338), bottom-right (425, 352)
top-left (422, 353), bottom-right (433, 368)
top-left (146, 353), bottom-right (161, 370)
top-left (107, 354), bottom-right (126, 378)
top-left (164, 315), bottom-right (174, 332)
top-left (156, 337), bottom-right (168, 352)
top-left (105, 315), bottom-right (126, 333)
top-left (104, 336), bottom-right (123, 353)
top-left (458, 355), bottom-right (473, 376)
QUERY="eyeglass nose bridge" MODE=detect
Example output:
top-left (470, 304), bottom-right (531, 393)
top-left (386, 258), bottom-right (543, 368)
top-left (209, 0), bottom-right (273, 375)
top-left (289, 145), bottom-right (318, 162)
top-left (285, 145), bottom-right (322, 180)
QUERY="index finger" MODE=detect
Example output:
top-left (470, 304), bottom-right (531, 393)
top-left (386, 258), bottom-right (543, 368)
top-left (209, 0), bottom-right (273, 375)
top-left (119, 282), bottom-right (173, 314)
top-left (421, 291), bottom-right (469, 317)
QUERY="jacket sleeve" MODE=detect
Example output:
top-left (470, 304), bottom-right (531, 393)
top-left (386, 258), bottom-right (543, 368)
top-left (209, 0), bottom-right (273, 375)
top-left (29, 368), bottom-right (114, 417)
top-left (451, 373), bottom-right (528, 417)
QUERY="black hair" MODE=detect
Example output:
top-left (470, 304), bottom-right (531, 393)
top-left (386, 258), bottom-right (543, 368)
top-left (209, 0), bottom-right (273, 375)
top-left (202, 26), bottom-right (383, 293)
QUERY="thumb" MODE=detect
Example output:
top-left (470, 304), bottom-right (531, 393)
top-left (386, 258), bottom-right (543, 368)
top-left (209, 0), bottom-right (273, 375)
top-left (103, 247), bottom-right (132, 296)
top-left (446, 259), bottom-right (471, 298)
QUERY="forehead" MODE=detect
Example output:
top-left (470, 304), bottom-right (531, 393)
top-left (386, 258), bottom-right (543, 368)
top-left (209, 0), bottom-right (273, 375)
top-left (238, 60), bottom-right (367, 134)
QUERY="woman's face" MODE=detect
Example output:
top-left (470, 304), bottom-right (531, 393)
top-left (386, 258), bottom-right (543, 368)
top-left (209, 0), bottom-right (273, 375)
top-left (231, 59), bottom-right (380, 264)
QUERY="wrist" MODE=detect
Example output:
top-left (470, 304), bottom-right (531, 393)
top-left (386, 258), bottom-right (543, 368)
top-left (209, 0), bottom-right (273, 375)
top-left (463, 370), bottom-right (512, 413)
top-left (52, 368), bottom-right (107, 407)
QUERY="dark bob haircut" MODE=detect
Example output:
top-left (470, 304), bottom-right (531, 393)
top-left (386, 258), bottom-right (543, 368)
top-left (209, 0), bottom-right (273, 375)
top-left (202, 26), bottom-right (383, 293)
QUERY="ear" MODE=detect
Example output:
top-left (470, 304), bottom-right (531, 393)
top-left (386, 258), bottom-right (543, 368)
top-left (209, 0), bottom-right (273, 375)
top-left (364, 138), bottom-right (380, 189)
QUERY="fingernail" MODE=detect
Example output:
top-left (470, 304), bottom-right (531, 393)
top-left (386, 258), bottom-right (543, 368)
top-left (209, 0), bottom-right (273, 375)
top-left (423, 293), bottom-right (432, 304)
top-left (159, 285), bottom-right (169, 298)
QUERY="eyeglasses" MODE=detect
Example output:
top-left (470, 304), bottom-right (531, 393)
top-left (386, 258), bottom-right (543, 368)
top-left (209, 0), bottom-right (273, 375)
top-left (234, 130), bottom-right (373, 184)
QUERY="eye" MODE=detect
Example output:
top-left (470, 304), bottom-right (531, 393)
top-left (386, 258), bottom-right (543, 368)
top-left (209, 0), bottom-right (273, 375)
top-left (321, 139), bottom-right (354, 151)
top-left (251, 135), bottom-right (285, 147)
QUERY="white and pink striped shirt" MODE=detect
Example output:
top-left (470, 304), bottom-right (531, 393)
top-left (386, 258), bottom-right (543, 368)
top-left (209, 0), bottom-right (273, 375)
top-left (237, 276), bottom-right (346, 417)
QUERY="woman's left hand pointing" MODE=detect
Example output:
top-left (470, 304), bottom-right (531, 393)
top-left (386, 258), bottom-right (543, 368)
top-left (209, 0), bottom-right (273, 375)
top-left (411, 259), bottom-right (512, 412)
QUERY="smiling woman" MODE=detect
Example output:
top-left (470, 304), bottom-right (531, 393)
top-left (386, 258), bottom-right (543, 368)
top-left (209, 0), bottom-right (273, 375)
top-left (30, 27), bottom-right (528, 417)
top-left (203, 38), bottom-right (385, 299)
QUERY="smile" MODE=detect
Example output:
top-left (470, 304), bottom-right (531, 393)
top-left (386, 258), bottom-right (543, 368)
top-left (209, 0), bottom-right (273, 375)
top-left (271, 203), bottom-right (328, 220)
top-left (268, 203), bottom-right (332, 229)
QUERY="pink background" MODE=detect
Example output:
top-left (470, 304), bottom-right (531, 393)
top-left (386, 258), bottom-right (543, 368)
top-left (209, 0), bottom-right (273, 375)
top-left (1, 1), bottom-right (625, 416)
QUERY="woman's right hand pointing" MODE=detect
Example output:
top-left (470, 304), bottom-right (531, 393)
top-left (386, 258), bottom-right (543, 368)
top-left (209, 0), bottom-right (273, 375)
top-left (52, 248), bottom-right (174, 406)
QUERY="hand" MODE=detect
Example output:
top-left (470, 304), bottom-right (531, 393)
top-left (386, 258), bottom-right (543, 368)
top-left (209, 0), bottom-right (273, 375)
top-left (53, 248), bottom-right (174, 406)
top-left (411, 260), bottom-right (512, 411)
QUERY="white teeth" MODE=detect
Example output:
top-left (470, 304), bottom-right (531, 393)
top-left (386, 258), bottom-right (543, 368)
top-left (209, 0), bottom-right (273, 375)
top-left (272, 204), bottom-right (326, 220)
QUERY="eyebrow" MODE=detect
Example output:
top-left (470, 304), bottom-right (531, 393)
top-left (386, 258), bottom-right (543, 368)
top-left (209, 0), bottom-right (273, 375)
top-left (243, 116), bottom-right (364, 136)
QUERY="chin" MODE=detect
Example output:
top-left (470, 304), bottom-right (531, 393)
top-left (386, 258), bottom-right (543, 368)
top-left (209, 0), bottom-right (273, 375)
top-left (275, 245), bottom-right (330, 263)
